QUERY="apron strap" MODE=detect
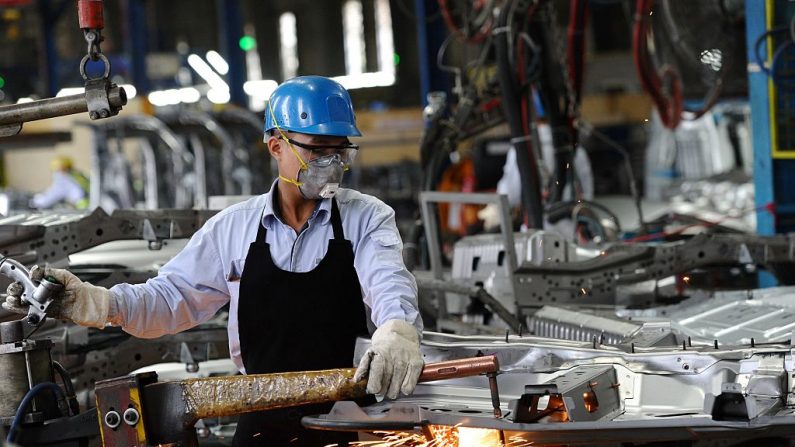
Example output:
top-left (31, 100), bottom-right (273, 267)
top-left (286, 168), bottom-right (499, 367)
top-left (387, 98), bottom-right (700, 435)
top-left (330, 198), bottom-right (344, 240)
top-left (255, 209), bottom-right (268, 245)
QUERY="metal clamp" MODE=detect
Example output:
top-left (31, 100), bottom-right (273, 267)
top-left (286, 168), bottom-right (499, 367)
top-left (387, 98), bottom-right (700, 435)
top-left (85, 78), bottom-right (126, 120)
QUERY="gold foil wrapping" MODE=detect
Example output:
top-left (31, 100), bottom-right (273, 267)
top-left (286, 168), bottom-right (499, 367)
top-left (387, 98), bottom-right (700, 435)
top-left (181, 367), bottom-right (367, 419)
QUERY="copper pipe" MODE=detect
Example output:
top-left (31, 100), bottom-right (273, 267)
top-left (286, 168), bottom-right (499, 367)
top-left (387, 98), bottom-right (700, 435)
top-left (419, 355), bottom-right (499, 382)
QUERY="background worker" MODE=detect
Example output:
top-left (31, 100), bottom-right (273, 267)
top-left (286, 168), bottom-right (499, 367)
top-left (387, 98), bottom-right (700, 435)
top-left (4, 76), bottom-right (424, 447)
top-left (30, 155), bottom-right (90, 209)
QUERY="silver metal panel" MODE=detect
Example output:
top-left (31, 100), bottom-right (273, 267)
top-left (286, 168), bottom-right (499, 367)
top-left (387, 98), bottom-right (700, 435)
top-left (529, 306), bottom-right (641, 344)
top-left (662, 289), bottom-right (795, 344)
top-left (342, 332), bottom-right (795, 444)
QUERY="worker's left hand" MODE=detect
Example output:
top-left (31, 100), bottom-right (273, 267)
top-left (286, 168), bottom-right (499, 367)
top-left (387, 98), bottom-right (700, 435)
top-left (354, 319), bottom-right (424, 399)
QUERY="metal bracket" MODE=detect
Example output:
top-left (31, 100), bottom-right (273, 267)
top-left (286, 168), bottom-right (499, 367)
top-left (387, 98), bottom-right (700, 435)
top-left (419, 191), bottom-right (516, 326)
top-left (510, 365), bottom-right (622, 423)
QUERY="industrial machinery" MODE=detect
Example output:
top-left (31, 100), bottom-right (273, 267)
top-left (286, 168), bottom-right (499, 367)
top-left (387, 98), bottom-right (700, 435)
top-left (0, 0), bottom-right (126, 137)
top-left (415, 191), bottom-right (795, 335)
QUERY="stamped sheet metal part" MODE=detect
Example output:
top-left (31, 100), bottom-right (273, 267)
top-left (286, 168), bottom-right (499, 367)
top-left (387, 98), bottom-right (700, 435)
top-left (528, 305), bottom-right (678, 347)
top-left (665, 288), bottom-right (795, 345)
top-left (609, 287), bottom-right (795, 346)
top-left (447, 232), bottom-right (795, 313)
top-left (0, 208), bottom-right (216, 266)
top-left (329, 332), bottom-right (795, 444)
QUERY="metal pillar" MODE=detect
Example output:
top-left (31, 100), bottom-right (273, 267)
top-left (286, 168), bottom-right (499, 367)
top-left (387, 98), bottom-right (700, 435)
top-left (216, 0), bottom-right (246, 106)
top-left (125, 0), bottom-right (150, 93)
top-left (746, 0), bottom-right (775, 237)
top-left (743, 0), bottom-right (795, 287)
top-left (414, 0), bottom-right (449, 107)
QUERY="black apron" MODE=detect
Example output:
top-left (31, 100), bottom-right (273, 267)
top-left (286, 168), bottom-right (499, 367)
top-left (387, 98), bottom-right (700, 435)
top-left (233, 197), bottom-right (370, 446)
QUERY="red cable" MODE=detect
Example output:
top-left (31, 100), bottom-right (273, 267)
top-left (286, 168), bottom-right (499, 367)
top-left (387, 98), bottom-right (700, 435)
top-left (633, 0), bottom-right (706, 129)
top-left (567, 0), bottom-right (587, 105)
top-left (518, 35), bottom-right (530, 137)
top-left (567, 0), bottom-right (588, 146)
top-left (623, 203), bottom-right (774, 243)
top-left (438, 0), bottom-right (492, 43)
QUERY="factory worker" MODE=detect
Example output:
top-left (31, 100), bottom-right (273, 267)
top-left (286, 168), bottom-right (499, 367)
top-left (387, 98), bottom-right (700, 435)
top-left (30, 155), bottom-right (90, 210)
top-left (4, 76), bottom-right (424, 447)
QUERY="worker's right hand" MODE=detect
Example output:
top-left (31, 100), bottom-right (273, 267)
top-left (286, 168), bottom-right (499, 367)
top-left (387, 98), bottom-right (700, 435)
top-left (354, 319), bottom-right (424, 399)
top-left (2, 265), bottom-right (111, 328)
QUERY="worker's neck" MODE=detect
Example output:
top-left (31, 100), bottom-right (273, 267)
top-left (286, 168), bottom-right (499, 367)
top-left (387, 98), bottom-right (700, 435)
top-left (276, 180), bottom-right (318, 232)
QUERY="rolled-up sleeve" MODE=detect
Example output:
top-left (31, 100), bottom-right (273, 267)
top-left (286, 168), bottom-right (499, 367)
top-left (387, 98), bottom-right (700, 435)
top-left (109, 220), bottom-right (231, 339)
top-left (354, 203), bottom-right (422, 335)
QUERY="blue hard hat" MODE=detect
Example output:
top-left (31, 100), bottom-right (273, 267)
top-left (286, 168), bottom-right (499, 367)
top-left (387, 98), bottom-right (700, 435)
top-left (264, 76), bottom-right (362, 137)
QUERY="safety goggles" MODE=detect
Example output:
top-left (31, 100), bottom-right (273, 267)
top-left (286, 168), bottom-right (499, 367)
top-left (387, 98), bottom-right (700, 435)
top-left (284, 138), bottom-right (359, 165)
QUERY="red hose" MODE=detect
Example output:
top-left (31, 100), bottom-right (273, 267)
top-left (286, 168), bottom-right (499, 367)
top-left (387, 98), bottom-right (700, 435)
top-left (567, 0), bottom-right (588, 145)
top-left (567, 0), bottom-right (588, 106)
top-left (633, 0), bottom-right (683, 129)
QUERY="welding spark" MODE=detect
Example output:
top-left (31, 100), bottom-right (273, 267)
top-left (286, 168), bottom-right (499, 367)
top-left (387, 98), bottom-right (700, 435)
top-left (351, 425), bottom-right (535, 447)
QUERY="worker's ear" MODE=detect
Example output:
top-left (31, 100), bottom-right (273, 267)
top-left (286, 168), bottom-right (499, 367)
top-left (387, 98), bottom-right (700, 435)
top-left (266, 134), bottom-right (283, 160)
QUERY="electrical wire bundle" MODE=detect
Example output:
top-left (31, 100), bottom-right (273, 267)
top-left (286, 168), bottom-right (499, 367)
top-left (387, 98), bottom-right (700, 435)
top-left (633, 0), bottom-right (737, 129)
top-left (753, 15), bottom-right (795, 91)
top-left (425, 0), bottom-right (596, 229)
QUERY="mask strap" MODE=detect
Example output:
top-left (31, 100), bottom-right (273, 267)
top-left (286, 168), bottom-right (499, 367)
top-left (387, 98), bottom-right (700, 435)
top-left (267, 98), bottom-right (309, 174)
top-left (278, 174), bottom-right (302, 188)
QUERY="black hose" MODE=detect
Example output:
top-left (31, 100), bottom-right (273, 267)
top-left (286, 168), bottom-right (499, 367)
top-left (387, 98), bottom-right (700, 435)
top-left (495, 0), bottom-right (543, 228)
top-left (402, 217), bottom-right (424, 271)
top-left (531, 4), bottom-right (575, 204)
top-left (52, 361), bottom-right (80, 416)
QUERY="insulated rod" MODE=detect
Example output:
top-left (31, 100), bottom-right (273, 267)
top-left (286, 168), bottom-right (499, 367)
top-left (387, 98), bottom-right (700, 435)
top-left (141, 355), bottom-right (500, 445)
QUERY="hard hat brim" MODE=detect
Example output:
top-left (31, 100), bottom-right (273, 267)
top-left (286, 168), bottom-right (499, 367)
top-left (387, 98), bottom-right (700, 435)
top-left (276, 121), bottom-right (362, 137)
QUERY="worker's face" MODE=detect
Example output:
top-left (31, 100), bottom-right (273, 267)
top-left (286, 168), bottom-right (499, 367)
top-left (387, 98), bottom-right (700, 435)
top-left (267, 131), bottom-right (355, 199)
top-left (267, 131), bottom-right (355, 174)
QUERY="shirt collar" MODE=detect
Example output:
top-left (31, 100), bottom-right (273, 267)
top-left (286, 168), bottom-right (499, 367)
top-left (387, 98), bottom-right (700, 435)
top-left (261, 180), bottom-right (332, 228)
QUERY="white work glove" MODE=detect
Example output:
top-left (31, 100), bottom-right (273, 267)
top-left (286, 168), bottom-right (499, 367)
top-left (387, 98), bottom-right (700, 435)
top-left (2, 265), bottom-right (110, 329)
top-left (354, 319), bottom-right (424, 399)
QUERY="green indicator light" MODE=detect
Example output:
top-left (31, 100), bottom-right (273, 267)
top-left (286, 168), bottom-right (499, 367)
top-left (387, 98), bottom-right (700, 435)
top-left (239, 36), bottom-right (257, 51)
top-left (0, 77), bottom-right (5, 89)
top-left (393, 53), bottom-right (400, 66)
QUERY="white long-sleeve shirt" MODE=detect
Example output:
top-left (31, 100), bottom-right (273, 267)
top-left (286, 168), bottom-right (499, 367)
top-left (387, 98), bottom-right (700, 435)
top-left (109, 185), bottom-right (422, 372)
